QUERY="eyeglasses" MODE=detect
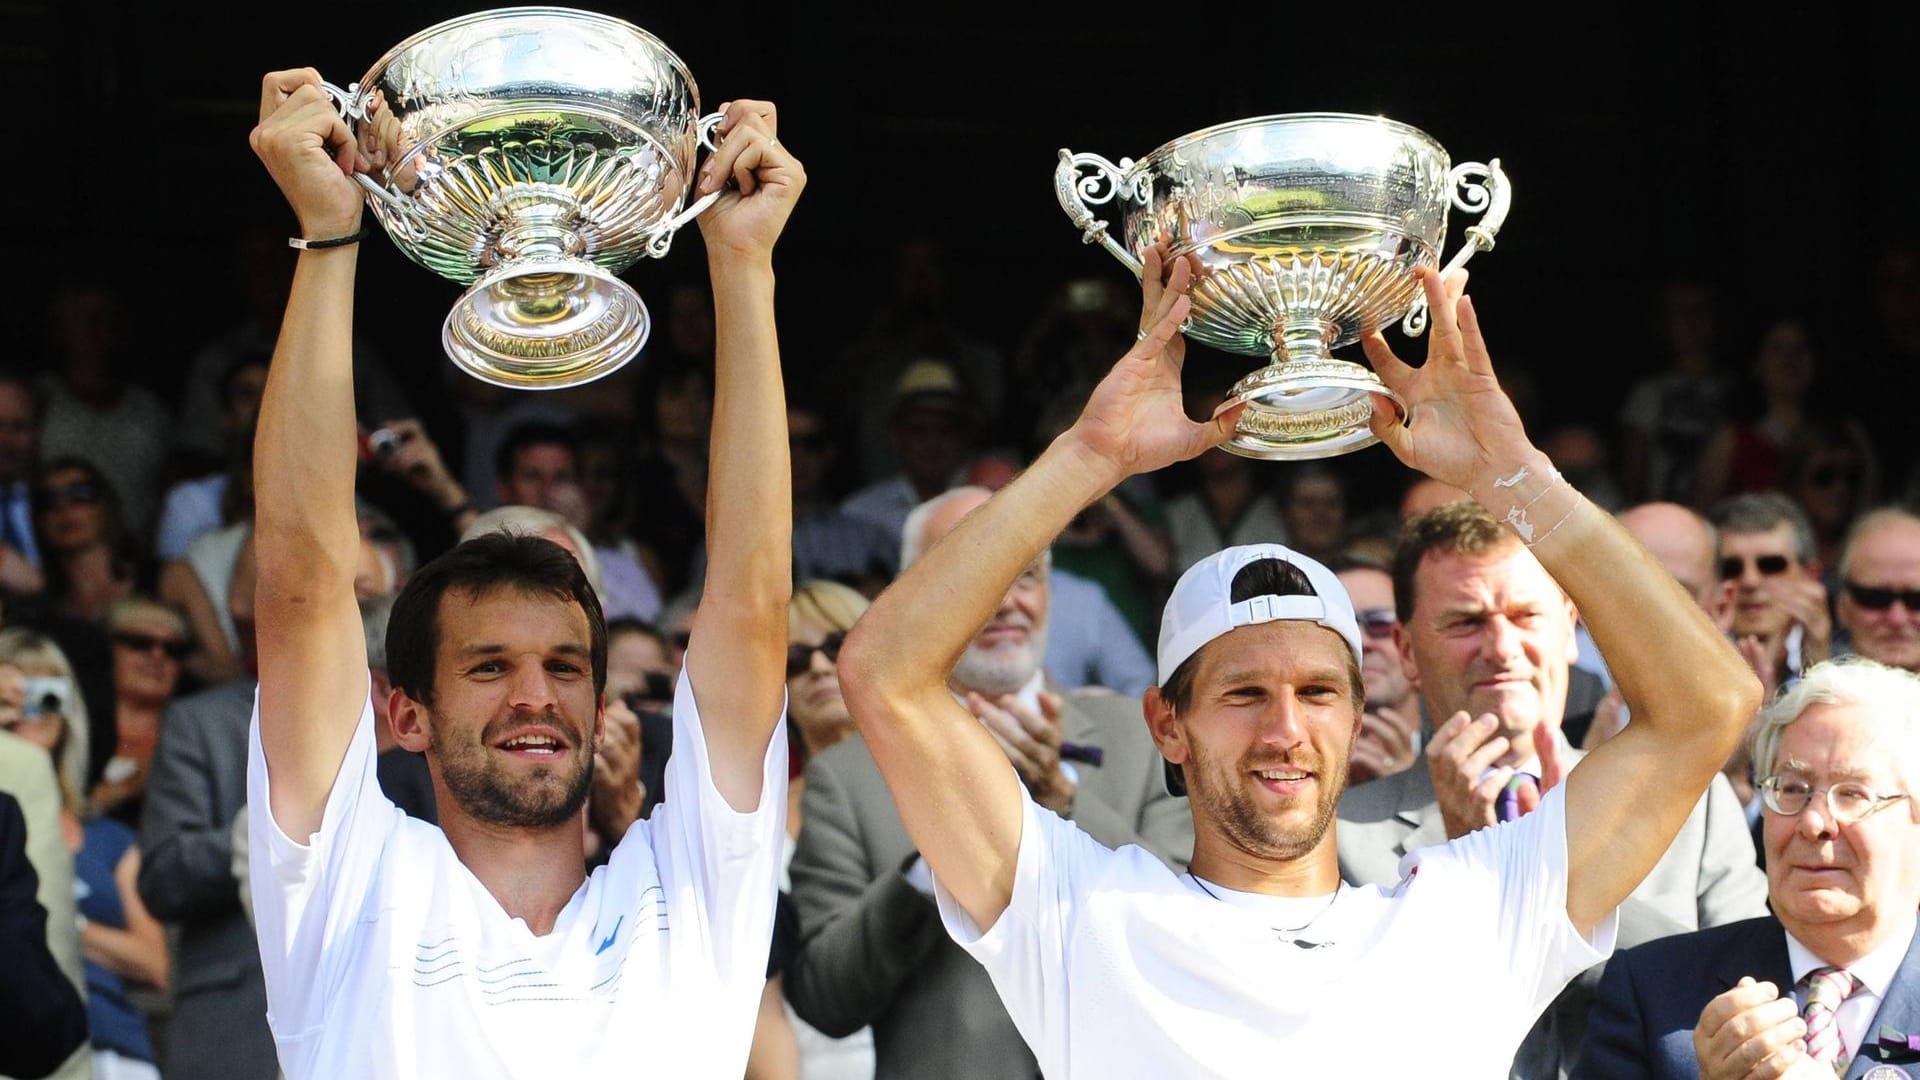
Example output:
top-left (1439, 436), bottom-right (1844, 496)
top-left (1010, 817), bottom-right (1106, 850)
top-left (1356, 608), bottom-right (1398, 641)
top-left (786, 632), bottom-right (846, 677)
top-left (111, 631), bottom-right (190, 660)
top-left (1758, 775), bottom-right (1911, 825)
top-left (33, 482), bottom-right (103, 512)
top-left (1719, 554), bottom-right (1792, 580)
top-left (1844, 581), bottom-right (1920, 612)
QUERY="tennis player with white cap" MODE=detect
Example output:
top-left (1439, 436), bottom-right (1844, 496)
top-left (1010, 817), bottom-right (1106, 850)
top-left (836, 245), bottom-right (1764, 1077)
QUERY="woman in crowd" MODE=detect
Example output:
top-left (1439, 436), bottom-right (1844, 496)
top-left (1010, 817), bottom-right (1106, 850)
top-left (90, 598), bottom-right (189, 823)
top-left (0, 643), bottom-right (167, 1079)
top-left (31, 457), bottom-right (144, 623)
top-left (748, 580), bottom-right (876, 1080)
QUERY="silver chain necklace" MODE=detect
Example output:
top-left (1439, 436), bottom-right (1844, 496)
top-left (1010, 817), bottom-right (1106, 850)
top-left (1187, 873), bottom-right (1342, 950)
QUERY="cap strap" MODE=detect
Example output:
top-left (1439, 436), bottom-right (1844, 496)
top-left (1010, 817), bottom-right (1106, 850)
top-left (1230, 594), bottom-right (1328, 628)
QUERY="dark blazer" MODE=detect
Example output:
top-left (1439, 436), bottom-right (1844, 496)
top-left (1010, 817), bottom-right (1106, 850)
top-left (785, 691), bottom-right (1192, 1080)
top-left (1574, 914), bottom-right (1920, 1080)
top-left (136, 680), bottom-right (279, 1080)
top-left (0, 791), bottom-right (87, 1079)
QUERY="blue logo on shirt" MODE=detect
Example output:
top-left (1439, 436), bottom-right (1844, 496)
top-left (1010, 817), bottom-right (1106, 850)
top-left (595, 915), bottom-right (624, 956)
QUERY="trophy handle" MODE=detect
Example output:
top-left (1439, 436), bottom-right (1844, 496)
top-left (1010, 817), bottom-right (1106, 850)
top-left (1055, 149), bottom-right (1145, 277)
top-left (318, 79), bottom-right (429, 237)
top-left (643, 111), bottom-right (731, 258)
top-left (1401, 159), bottom-right (1513, 337)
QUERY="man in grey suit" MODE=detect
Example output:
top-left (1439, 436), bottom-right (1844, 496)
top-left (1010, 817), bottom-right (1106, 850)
top-left (1338, 500), bottom-right (1769, 1079)
top-left (786, 487), bottom-right (1192, 1079)
top-left (137, 676), bottom-right (275, 1080)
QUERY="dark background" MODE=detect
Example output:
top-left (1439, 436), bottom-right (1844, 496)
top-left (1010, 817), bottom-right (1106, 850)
top-left (4, 1), bottom-right (1914, 506)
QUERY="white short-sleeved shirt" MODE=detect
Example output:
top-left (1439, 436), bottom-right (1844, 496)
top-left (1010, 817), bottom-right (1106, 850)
top-left (246, 670), bottom-right (787, 1080)
top-left (935, 784), bottom-right (1616, 1078)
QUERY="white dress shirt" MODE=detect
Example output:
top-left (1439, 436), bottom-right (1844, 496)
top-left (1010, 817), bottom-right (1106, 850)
top-left (1786, 914), bottom-right (1919, 1066)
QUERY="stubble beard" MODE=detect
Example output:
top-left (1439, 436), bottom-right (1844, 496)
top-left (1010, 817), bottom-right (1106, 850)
top-left (1189, 737), bottom-right (1350, 864)
top-left (432, 713), bottom-right (595, 829)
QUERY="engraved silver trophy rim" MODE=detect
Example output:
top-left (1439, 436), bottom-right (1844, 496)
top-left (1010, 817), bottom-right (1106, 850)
top-left (1055, 111), bottom-right (1512, 460)
top-left (321, 6), bottom-right (722, 389)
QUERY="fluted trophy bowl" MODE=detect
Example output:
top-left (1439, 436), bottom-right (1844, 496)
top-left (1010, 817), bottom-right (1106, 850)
top-left (1056, 113), bottom-right (1512, 458)
top-left (321, 7), bottom-right (725, 389)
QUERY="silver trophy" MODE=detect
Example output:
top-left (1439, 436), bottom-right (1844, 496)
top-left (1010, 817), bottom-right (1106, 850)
top-left (1056, 113), bottom-right (1512, 459)
top-left (319, 7), bottom-right (725, 389)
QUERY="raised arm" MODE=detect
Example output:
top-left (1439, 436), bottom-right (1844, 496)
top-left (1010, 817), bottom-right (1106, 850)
top-left (248, 69), bottom-right (379, 839)
top-left (682, 102), bottom-right (804, 811)
top-left (838, 249), bottom-right (1234, 929)
top-left (1361, 268), bottom-right (1762, 935)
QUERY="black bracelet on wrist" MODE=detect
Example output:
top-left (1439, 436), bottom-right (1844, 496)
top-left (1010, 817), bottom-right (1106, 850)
top-left (288, 228), bottom-right (371, 251)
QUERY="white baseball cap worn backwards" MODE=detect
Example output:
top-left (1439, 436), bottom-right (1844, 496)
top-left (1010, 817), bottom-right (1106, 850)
top-left (1156, 543), bottom-right (1364, 686)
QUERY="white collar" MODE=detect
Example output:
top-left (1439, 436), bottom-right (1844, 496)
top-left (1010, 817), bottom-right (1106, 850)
top-left (1784, 913), bottom-right (1918, 998)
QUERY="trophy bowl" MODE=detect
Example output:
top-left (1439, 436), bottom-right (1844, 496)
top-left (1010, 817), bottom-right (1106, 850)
top-left (1056, 113), bottom-right (1511, 459)
top-left (321, 6), bottom-right (725, 389)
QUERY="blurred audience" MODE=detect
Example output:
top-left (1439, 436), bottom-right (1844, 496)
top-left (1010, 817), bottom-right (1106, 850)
top-left (840, 361), bottom-right (979, 550)
top-left (36, 284), bottom-right (171, 535)
top-left (92, 600), bottom-right (190, 826)
top-left (31, 459), bottom-right (144, 624)
top-left (1330, 556), bottom-right (1421, 786)
top-left (1620, 280), bottom-right (1727, 505)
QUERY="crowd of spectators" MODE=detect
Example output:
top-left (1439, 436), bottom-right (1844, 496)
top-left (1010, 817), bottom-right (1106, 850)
top-left (1, 232), bottom-right (1918, 1080)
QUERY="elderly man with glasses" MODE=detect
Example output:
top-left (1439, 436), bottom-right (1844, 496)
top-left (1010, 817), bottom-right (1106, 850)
top-left (1575, 657), bottom-right (1920, 1079)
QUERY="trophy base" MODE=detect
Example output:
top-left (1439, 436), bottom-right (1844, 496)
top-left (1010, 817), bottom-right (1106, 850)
top-left (1216, 359), bottom-right (1405, 461)
top-left (444, 256), bottom-right (649, 390)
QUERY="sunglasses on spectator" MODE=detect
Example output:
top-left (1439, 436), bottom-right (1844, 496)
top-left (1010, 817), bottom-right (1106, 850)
top-left (1719, 554), bottom-right (1792, 580)
top-left (33, 483), bottom-right (103, 511)
top-left (111, 631), bottom-right (190, 660)
top-left (786, 632), bottom-right (847, 677)
top-left (1356, 608), bottom-right (1398, 641)
top-left (1844, 582), bottom-right (1920, 612)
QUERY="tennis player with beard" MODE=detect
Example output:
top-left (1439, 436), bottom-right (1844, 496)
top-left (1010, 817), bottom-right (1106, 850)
top-left (835, 248), bottom-right (1764, 1077)
top-left (245, 68), bottom-right (802, 1078)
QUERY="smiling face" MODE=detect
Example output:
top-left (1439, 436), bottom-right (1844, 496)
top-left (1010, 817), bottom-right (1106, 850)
top-left (1762, 701), bottom-right (1920, 957)
top-left (1402, 542), bottom-right (1577, 747)
top-left (1151, 621), bottom-right (1360, 865)
top-left (403, 586), bottom-right (604, 829)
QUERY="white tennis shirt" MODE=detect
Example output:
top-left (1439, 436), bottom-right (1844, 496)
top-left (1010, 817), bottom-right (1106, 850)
top-left (935, 783), bottom-right (1616, 1078)
top-left (246, 671), bottom-right (786, 1079)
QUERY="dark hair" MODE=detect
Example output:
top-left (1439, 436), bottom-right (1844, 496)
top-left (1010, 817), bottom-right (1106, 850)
top-left (494, 422), bottom-right (580, 483)
top-left (386, 532), bottom-right (607, 707)
top-left (31, 457), bottom-right (131, 593)
top-left (1708, 492), bottom-right (1817, 565)
top-left (1159, 557), bottom-right (1364, 796)
top-left (606, 617), bottom-right (667, 653)
top-left (1390, 501), bottom-right (1515, 624)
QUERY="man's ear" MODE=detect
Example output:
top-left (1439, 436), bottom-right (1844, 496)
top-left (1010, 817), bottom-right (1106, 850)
top-left (389, 686), bottom-right (431, 753)
top-left (1563, 598), bottom-right (1582, 666)
top-left (1143, 687), bottom-right (1188, 770)
top-left (1394, 623), bottom-right (1422, 690)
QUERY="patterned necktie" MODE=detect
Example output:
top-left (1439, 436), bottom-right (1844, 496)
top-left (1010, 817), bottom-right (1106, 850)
top-left (1800, 965), bottom-right (1861, 1069)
